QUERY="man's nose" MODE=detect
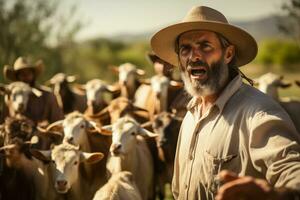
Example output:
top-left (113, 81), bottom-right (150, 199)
top-left (189, 48), bottom-right (202, 62)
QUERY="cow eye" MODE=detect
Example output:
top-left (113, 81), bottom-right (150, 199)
top-left (80, 124), bottom-right (85, 129)
top-left (131, 132), bottom-right (136, 136)
top-left (74, 161), bottom-right (78, 165)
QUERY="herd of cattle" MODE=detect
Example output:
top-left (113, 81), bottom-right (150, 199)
top-left (0, 62), bottom-right (300, 200)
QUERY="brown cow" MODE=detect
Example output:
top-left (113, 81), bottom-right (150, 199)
top-left (48, 73), bottom-right (87, 114)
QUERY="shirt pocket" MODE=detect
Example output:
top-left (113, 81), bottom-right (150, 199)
top-left (203, 150), bottom-right (238, 195)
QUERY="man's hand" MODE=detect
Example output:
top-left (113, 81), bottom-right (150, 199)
top-left (215, 170), bottom-right (277, 200)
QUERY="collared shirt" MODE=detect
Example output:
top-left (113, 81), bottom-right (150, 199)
top-left (172, 75), bottom-right (300, 200)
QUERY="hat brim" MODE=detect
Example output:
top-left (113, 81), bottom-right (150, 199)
top-left (151, 21), bottom-right (258, 67)
top-left (3, 65), bottom-right (43, 81)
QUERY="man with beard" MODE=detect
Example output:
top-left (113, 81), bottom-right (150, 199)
top-left (151, 6), bottom-right (300, 200)
top-left (1, 57), bottom-right (63, 124)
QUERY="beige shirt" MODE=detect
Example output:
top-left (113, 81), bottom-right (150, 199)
top-left (172, 75), bottom-right (300, 200)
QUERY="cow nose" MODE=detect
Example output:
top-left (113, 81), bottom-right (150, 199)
top-left (18, 103), bottom-right (24, 111)
top-left (57, 180), bottom-right (67, 187)
top-left (110, 143), bottom-right (122, 154)
top-left (66, 137), bottom-right (74, 144)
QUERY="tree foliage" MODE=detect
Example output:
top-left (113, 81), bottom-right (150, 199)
top-left (279, 0), bottom-right (300, 47)
top-left (256, 39), bottom-right (300, 71)
top-left (0, 0), bottom-right (83, 82)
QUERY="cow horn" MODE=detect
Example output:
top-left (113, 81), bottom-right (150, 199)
top-left (136, 69), bottom-right (145, 76)
top-left (141, 121), bottom-right (152, 128)
top-left (46, 120), bottom-right (63, 131)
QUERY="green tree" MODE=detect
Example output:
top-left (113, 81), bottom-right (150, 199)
top-left (279, 0), bottom-right (300, 47)
top-left (0, 0), bottom-right (83, 82)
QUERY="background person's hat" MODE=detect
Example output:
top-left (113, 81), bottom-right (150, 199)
top-left (151, 6), bottom-right (258, 67)
top-left (146, 51), bottom-right (175, 68)
top-left (3, 57), bottom-right (44, 81)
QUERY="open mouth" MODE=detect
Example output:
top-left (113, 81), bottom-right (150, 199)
top-left (56, 186), bottom-right (68, 194)
top-left (189, 67), bottom-right (207, 79)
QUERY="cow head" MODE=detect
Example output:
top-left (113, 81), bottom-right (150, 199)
top-left (102, 116), bottom-right (157, 156)
top-left (48, 73), bottom-right (77, 108)
top-left (0, 82), bottom-right (42, 115)
top-left (254, 73), bottom-right (291, 100)
top-left (32, 143), bottom-right (104, 193)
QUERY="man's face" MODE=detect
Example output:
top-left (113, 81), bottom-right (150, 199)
top-left (178, 30), bottom-right (232, 97)
top-left (16, 68), bottom-right (35, 85)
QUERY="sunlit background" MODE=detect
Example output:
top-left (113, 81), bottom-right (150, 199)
top-left (0, 0), bottom-right (299, 97)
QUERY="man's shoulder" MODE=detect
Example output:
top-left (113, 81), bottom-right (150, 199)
top-left (231, 83), bottom-right (284, 112)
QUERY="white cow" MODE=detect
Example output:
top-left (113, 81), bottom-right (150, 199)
top-left (93, 171), bottom-right (142, 200)
top-left (82, 79), bottom-right (118, 115)
top-left (255, 72), bottom-right (300, 133)
top-left (0, 82), bottom-right (42, 118)
top-left (46, 111), bottom-right (112, 193)
top-left (112, 63), bottom-right (145, 100)
top-left (34, 143), bottom-right (104, 200)
top-left (102, 116), bottom-right (157, 200)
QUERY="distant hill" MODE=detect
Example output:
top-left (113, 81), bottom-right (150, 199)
top-left (108, 15), bottom-right (290, 43)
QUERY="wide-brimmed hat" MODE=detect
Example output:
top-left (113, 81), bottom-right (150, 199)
top-left (3, 57), bottom-right (44, 81)
top-left (151, 6), bottom-right (258, 67)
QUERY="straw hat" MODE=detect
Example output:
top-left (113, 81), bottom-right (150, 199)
top-left (151, 6), bottom-right (257, 67)
top-left (3, 57), bottom-right (44, 81)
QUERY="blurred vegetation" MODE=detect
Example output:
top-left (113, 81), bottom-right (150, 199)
top-left (0, 0), bottom-right (82, 83)
top-left (278, 0), bottom-right (300, 48)
top-left (255, 39), bottom-right (300, 71)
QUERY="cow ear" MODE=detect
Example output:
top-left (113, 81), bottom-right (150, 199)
top-left (80, 152), bottom-right (104, 164)
top-left (31, 88), bottom-right (43, 97)
top-left (279, 81), bottom-right (291, 88)
top-left (73, 83), bottom-right (86, 92)
top-left (106, 84), bottom-right (121, 93)
top-left (0, 84), bottom-right (9, 96)
top-left (30, 149), bottom-right (51, 162)
top-left (136, 69), bottom-right (145, 76)
top-left (139, 78), bottom-right (150, 85)
top-left (66, 75), bottom-right (77, 83)
top-left (170, 80), bottom-right (183, 89)
top-left (110, 65), bottom-right (119, 74)
top-left (98, 125), bottom-right (113, 136)
top-left (138, 127), bottom-right (158, 138)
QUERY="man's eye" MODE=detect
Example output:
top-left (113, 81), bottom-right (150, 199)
top-left (202, 44), bottom-right (212, 52)
top-left (179, 46), bottom-right (190, 55)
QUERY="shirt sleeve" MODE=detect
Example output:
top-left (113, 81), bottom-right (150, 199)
top-left (172, 122), bottom-right (184, 199)
top-left (249, 107), bottom-right (300, 190)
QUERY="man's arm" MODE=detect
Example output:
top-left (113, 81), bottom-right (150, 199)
top-left (216, 109), bottom-right (300, 200)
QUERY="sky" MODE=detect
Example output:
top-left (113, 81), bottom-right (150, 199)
top-left (60, 0), bottom-right (285, 41)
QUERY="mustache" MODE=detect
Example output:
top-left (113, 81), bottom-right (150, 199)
top-left (187, 60), bottom-right (209, 69)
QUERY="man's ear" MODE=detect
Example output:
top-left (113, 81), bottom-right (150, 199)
top-left (224, 45), bottom-right (235, 64)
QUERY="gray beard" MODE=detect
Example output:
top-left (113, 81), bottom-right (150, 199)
top-left (180, 59), bottom-right (229, 98)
